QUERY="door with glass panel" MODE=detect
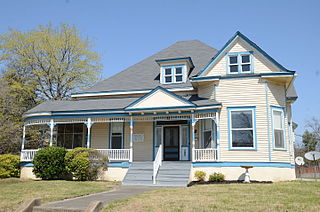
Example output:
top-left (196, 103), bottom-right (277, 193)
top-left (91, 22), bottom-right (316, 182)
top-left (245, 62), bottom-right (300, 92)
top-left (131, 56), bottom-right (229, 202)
top-left (180, 125), bottom-right (189, 160)
top-left (163, 126), bottom-right (179, 161)
top-left (110, 122), bottom-right (123, 149)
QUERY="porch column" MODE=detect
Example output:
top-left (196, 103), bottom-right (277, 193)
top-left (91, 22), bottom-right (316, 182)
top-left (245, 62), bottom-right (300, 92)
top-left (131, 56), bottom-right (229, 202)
top-left (129, 116), bottom-right (134, 162)
top-left (49, 119), bottom-right (55, 147)
top-left (21, 125), bottom-right (26, 150)
top-left (191, 114), bottom-right (197, 162)
top-left (85, 118), bottom-right (93, 148)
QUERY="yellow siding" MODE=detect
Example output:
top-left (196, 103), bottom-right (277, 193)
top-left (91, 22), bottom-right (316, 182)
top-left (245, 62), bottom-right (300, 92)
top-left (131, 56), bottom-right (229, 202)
top-left (91, 123), bottom-right (109, 149)
top-left (198, 82), bottom-right (215, 99)
top-left (130, 122), bottom-right (153, 161)
top-left (205, 39), bottom-right (280, 76)
top-left (216, 78), bottom-right (269, 162)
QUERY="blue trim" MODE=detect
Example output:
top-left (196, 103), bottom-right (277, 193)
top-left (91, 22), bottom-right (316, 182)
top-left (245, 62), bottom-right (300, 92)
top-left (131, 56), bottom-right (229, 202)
top-left (126, 105), bottom-right (195, 112)
top-left (226, 52), bottom-right (254, 75)
top-left (20, 162), bottom-right (34, 167)
top-left (271, 106), bottom-right (287, 151)
top-left (108, 162), bottom-right (131, 168)
top-left (227, 106), bottom-right (257, 150)
top-left (198, 31), bottom-right (293, 76)
top-left (155, 57), bottom-right (194, 68)
top-left (125, 86), bottom-right (195, 109)
top-left (286, 97), bottom-right (298, 101)
top-left (190, 72), bottom-right (294, 82)
top-left (192, 162), bottom-right (295, 168)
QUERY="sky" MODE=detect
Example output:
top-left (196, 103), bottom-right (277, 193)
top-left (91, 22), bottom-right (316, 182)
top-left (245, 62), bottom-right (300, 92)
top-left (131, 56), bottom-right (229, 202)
top-left (0, 0), bottom-right (319, 142)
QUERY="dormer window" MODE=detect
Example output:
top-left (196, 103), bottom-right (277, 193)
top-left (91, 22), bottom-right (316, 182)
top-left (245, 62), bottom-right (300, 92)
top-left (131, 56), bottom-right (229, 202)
top-left (227, 52), bottom-right (253, 74)
top-left (161, 65), bottom-right (186, 84)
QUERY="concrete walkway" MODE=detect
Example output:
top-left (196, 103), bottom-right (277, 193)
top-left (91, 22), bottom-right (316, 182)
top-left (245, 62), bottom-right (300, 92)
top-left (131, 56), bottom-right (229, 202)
top-left (45, 186), bottom-right (157, 209)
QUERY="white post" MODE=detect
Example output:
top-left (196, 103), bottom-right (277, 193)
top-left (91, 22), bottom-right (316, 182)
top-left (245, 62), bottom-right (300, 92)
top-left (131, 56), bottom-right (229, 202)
top-left (86, 118), bottom-right (93, 148)
top-left (49, 119), bottom-right (55, 147)
top-left (21, 125), bottom-right (26, 150)
top-left (216, 111), bottom-right (220, 161)
top-left (191, 114), bottom-right (196, 162)
top-left (129, 116), bottom-right (133, 162)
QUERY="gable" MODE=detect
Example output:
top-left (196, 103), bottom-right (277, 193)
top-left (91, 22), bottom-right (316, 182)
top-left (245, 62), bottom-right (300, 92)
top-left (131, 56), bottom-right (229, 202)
top-left (126, 87), bottom-right (194, 110)
top-left (198, 32), bottom-right (291, 77)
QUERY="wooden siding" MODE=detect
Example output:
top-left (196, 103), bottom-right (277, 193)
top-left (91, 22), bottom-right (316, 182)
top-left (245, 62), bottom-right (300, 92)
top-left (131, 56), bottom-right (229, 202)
top-left (198, 82), bottom-right (215, 99)
top-left (91, 123), bottom-right (109, 149)
top-left (205, 39), bottom-right (281, 76)
top-left (129, 122), bottom-right (153, 161)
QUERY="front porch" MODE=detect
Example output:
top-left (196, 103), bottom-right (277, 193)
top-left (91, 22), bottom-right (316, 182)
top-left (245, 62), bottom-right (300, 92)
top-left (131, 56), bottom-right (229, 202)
top-left (21, 112), bottom-right (220, 164)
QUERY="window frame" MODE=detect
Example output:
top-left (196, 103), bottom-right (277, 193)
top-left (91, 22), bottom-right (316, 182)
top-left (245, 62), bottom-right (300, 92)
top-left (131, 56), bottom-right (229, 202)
top-left (227, 52), bottom-right (254, 75)
top-left (271, 106), bottom-right (286, 150)
top-left (161, 64), bottom-right (186, 84)
top-left (228, 106), bottom-right (257, 150)
top-left (109, 122), bottom-right (124, 149)
top-left (200, 119), bottom-right (215, 149)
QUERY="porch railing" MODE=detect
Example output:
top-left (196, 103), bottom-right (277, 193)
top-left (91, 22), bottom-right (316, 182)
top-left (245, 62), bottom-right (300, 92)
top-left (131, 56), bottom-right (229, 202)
top-left (21, 148), bottom-right (131, 162)
top-left (193, 148), bottom-right (218, 162)
top-left (20, 149), bottom-right (39, 162)
top-left (96, 149), bottom-right (131, 162)
top-left (153, 144), bottom-right (163, 184)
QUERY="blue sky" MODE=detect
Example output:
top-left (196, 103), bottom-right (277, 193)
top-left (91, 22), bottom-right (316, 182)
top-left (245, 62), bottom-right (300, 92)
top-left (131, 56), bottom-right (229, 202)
top-left (1, 0), bottom-right (319, 141)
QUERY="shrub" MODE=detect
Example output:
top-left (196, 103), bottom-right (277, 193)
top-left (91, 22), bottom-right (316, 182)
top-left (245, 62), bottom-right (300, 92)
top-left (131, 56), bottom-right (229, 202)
top-left (65, 147), bottom-right (108, 181)
top-left (33, 147), bottom-right (67, 180)
top-left (209, 172), bottom-right (225, 182)
top-left (194, 170), bottom-right (206, 181)
top-left (0, 154), bottom-right (20, 178)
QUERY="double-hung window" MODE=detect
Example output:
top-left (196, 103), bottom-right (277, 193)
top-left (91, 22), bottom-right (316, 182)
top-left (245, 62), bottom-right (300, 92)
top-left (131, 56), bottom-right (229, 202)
top-left (272, 108), bottom-right (285, 149)
top-left (228, 52), bottom-right (252, 74)
top-left (110, 122), bottom-right (123, 149)
top-left (229, 107), bottom-right (256, 149)
top-left (162, 65), bottom-right (185, 84)
top-left (201, 119), bottom-right (214, 148)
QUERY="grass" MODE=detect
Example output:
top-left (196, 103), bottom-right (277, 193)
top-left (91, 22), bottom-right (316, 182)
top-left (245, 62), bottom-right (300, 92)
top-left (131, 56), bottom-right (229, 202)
top-left (103, 181), bottom-right (320, 212)
top-left (0, 178), bottom-right (118, 212)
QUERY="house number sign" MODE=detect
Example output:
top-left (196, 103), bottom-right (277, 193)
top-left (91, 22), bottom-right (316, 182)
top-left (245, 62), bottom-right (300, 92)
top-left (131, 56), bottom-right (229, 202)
top-left (133, 134), bottom-right (144, 142)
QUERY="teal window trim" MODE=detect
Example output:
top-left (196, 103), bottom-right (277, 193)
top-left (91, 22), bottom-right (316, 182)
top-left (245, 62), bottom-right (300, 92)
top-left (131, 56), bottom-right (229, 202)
top-left (226, 51), bottom-right (254, 75)
top-left (271, 106), bottom-right (287, 151)
top-left (161, 64), bottom-right (187, 84)
top-left (227, 106), bottom-right (257, 150)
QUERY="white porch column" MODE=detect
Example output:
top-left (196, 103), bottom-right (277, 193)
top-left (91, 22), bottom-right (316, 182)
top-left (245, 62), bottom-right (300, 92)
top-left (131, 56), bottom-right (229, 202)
top-left (49, 119), bottom-right (55, 147)
top-left (85, 118), bottom-right (93, 148)
top-left (129, 116), bottom-right (134, 162)
top-left (21, 125), bottom-right (26, 150)
top-left (191, 114), bottom-right (197, 162)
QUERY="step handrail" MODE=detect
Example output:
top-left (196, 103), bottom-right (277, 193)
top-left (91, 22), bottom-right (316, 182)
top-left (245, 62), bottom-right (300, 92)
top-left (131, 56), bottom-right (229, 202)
top-left (153, 144), bottom-right (163, 184)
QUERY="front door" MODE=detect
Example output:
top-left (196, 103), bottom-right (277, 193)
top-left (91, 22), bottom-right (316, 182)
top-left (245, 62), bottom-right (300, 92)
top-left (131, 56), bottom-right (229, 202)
top-left (163, 126), bottom-right (179, 161)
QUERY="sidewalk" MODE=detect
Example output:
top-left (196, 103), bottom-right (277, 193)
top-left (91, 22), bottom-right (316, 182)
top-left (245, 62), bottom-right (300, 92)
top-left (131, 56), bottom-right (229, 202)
top-left (44, 185), bottom-right (157, 209)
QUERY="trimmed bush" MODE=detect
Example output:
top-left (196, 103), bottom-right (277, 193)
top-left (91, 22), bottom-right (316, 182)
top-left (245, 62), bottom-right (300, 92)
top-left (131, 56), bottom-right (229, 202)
top-left (33, 147), bottom-right (67, 180)
top-left (65, 147), bottom-right (108, 181)
top-left (209, 172), bottom-right (225, 182)
top-left (0, 154), bottom-right (20, 178)
top-left (194, 170), bottom-right (206, 181)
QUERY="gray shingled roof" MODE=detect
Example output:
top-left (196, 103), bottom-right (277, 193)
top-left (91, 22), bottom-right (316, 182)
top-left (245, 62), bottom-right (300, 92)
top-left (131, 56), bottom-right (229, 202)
top-left (80, 40), bottom-right (218, 93)
top-left (25, 95), bottom-right (221, 114)
top-left (25, 98), bottom-right (139, 114)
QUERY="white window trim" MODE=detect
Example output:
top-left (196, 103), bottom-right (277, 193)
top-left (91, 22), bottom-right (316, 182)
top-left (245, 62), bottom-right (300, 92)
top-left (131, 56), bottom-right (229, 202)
top-left (227, 52), bottom-right (253, 74)
top-left (161, 65), bottom-right (186, 84)
top-left (109, 122), bottom-right (124, 149)
top-left (228, 107), bottom-right (257, 150)
top-left (272, 107), bottom-right (286, 150)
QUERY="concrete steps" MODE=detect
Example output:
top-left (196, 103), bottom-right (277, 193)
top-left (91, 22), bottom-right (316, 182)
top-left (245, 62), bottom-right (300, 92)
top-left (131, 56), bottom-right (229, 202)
top-left (122, 161), bottom-right (191, 187)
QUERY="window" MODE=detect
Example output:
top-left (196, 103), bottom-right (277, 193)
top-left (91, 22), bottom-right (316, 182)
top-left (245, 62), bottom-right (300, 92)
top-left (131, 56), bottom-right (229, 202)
top-left (227, 52), bottom-right (252, 74)
top-left (161, 65), bottom-right (186, 84)
top-left (110, 122), bottom-right (123, 149)
top-left (201, 119), bottom-right (215, 148)
top-left (272, 109), bottom-right (285, 149)
top-left (229, 108), bottom-right (256, 149)
top-left (57, 124), bottom-right (84, 149)
top-left (181, 125), bottom-right (189, 147)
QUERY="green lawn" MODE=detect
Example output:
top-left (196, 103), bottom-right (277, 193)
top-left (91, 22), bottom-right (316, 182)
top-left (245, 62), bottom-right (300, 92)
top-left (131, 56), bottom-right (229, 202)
top-left (0, 178), bottom-right (118, 212)
top-left (104, 181), bottom-right (320, 212)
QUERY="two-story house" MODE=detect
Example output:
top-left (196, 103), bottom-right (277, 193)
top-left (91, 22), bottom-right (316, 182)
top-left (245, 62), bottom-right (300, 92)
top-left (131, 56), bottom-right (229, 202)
top-left (20, 32), bottom-right (298, 186)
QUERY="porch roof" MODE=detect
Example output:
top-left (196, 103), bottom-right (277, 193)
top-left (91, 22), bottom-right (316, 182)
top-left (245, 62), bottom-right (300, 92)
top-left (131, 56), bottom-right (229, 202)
top-left (24, 94), bottom-right (221, 118)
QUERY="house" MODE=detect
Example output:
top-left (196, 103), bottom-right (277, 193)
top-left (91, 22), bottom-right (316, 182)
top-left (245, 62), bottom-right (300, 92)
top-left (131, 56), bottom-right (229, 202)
top-left (20, 31), bottom-right (298, 185)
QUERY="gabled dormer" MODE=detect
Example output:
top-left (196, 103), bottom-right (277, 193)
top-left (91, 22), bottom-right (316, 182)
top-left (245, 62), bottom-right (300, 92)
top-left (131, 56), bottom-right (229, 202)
top-left (156, 57), bottom-right (194, 84)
